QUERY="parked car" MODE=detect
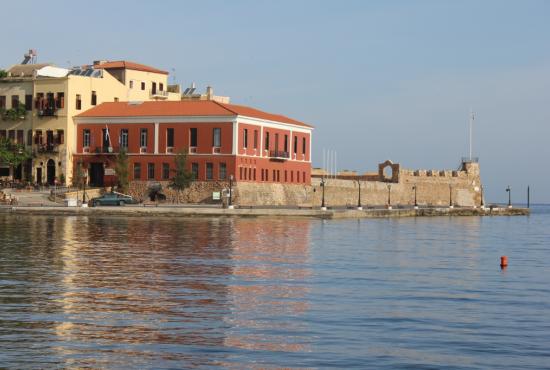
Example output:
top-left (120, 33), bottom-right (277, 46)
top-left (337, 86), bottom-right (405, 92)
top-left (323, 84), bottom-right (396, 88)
top-left (89, 192), bottom-right (138, 207)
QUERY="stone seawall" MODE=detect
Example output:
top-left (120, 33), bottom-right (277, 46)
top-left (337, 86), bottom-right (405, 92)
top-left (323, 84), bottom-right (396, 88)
top-left (124, 163), bottom-right (482, 208)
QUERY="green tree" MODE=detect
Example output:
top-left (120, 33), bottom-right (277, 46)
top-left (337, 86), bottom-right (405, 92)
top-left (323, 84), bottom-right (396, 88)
top-left (170, 149), bottom-right (194, 190)
top-left (73, 160), bottom-right (85, 189)
top-left (1, 103), bottom-right (26, 121)
top-left (0, 137), bottom-right (31, 177)
top-left (0, 70), bottom-right (7, 78)
top-left (114, 149), bottom-right (129, 193)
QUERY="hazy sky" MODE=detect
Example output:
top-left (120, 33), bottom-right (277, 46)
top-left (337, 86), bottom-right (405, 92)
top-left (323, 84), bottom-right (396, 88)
top-left (2, 0), bottom-right (548, 202)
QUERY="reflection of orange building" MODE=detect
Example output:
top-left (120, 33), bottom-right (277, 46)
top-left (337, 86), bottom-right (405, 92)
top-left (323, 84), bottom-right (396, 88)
top-left (223, 218), bottom-right (313, 353)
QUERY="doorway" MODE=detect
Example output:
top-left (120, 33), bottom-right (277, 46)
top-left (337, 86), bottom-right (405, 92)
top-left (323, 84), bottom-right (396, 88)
top-left (89, 162), bottom-right (104, 187)
top-left (36, 167), bottom-right (42, 184)
top-left (46, 159), bottom-right (56, 185)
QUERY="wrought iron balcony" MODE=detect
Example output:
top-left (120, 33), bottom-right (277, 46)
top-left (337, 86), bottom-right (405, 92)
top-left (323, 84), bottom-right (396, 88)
top-left (37, 106), bottom-right (57, 117)
top-left (35, 143), bottom-right (59, 154)
top-left (150, 89), bottom-right (169, 99)
top-left (269, 150), bottom-right (290, 159)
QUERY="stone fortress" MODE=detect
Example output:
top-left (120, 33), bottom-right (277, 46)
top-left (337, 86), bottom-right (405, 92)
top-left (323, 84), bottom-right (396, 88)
top-left (129, 159), bottom-right (482, 208)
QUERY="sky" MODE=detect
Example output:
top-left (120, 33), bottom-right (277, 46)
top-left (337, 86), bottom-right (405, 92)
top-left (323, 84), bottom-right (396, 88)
top-left (1, 0), bottom-right (548, 203)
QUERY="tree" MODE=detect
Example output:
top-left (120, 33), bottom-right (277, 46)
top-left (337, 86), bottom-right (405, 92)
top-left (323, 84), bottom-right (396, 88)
top-left (114, 149), bottom-right (129, 193)
top-left (170, 150), bottom-right (194, 190)
top-left (73, 160), bottom-right (85, 189)
top-left (0, 137), bottom-right (31, 178)
top-left (0, 70), bottom-right (7, 78)
top-left (1, 103), bottom-right (26, 121)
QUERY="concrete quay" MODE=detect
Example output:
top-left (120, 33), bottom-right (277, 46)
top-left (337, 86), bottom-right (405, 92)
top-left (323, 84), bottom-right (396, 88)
top-left (0, 205), bottom-right (530, 219)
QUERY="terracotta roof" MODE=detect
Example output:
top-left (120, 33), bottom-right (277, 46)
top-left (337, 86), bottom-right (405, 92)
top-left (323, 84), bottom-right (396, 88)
top-left (93, 61), bottom-right (168, 75)
top-left (76, 100), bottom-right (312, 128)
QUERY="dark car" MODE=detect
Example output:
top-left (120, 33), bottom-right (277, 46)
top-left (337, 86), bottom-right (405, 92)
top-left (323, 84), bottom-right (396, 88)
top-left (89, 192), bottom-right (138, 207)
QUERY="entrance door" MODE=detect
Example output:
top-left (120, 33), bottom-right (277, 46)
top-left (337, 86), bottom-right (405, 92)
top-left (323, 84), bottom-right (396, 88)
top-left (36, 167), bottom-right (42, 184)
top-left (46, 159), bottom-right (56, 185)
top-left (89, 162), bottom-right (104, 187)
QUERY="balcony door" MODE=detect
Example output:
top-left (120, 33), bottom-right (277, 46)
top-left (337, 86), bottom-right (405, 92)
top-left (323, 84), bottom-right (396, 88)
top-left (46, 159), bottom-right (56, 185)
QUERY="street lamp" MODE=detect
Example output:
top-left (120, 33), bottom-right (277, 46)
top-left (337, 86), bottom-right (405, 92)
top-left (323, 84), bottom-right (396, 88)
top-left (228, 174), bottom-right (234, 209)
top-left (321, 177), bottom-right (327, 210)
top-left (387, 183), bottom-right (392, 210)
top-left (412, 184), bottom-right (418, 209)
top-left (506, 185), bottom-right (512, 208)
top-left (356, 179), bottom-right (362, 210)
top-left (449, 184), bottom-right (454, 209)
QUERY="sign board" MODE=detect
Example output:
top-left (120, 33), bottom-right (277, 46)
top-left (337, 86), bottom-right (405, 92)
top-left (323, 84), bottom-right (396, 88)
top-left (105, 168), bottom-right (116, 176)
top-left (212, 191), bottom-right (221, 200)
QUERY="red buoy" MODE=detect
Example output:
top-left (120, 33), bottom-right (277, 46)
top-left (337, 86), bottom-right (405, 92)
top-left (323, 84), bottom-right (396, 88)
top-left (500, 256), bottom-right (508, 268)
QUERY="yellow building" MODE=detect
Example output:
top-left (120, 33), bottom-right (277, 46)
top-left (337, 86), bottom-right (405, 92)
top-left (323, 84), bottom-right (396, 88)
top-left (1, 58), bottom-right (180, 185)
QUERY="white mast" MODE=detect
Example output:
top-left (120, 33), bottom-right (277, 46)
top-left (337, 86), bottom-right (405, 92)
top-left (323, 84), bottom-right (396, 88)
top-left (469, 109), bottom-right (474, 161)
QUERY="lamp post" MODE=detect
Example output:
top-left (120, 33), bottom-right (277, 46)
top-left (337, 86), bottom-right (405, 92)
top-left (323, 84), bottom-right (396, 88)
top-left (356, 179), bottom-right (362, 210)
top-left (527, 185), bottom-right (530, 209)
top-left (412, 184), bottom-right (418, 209)
top-left (480, 185), bottom-right (485, 209)
top-left (449, 184), bottom-right (453, 209)
top-left (387, 183), bottom-right (392, 210)
top-left (321, 177), bottom-right (327, 210)
top-left (506, 185), bottom-right (511, 208)
top-left (228, 174), bottom-right (234, 209)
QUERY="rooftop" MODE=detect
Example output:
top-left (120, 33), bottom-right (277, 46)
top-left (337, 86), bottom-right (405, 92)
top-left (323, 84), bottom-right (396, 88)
top-left (92, 60), bottom-right (169, 75)
top-left (76, 100), bottom-right (312, 128)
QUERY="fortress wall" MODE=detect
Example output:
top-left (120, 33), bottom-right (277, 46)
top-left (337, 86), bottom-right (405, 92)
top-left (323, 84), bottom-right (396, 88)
top-left (125, 163), bottom-right (482, 207)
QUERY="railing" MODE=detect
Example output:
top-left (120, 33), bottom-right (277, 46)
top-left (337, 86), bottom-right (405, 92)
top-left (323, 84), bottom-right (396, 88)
top-left (269, 150), bottom-right (290, 159)
top-left (35, 143), bottom-right (59, 154)
top-left (150, 89), bottom-right (169, 98)
top-left (37, 106), bottom-right (57, 117)
top-left (461, 157), bottom-right (479, 163)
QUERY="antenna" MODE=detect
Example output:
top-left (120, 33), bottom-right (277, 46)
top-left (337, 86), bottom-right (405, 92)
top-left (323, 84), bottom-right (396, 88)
top-left (469, 109), bottom-right (475, 161)
top-left (171, 67), bottom-right (176, 85)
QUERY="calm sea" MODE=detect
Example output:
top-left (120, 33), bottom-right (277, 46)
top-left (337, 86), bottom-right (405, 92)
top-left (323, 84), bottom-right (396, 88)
top-left (1, 207), bottom-right (549, 369)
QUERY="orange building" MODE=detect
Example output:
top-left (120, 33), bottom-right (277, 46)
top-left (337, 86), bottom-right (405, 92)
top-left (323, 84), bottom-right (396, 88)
top-left (73, 100), bottom-right (313, 186)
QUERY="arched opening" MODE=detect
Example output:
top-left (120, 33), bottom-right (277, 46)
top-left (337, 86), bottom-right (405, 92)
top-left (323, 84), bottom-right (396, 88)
top-left (46, 159), bottom-right (56, 185)
top-left (383, 165), bottom-right (393, 180)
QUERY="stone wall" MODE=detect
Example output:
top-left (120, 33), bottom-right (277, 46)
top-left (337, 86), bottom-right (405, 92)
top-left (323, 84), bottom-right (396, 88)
top-left (125, 163), bottom-right (482, 208)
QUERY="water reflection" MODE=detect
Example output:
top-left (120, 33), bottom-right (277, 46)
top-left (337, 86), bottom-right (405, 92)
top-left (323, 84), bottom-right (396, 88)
top-left (0, 215), bottom-right (312, 368)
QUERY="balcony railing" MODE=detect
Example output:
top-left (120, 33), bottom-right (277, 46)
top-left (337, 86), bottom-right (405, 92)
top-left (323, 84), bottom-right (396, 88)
top-left (150, 89), bottom-right (169, 99)
top-left (269, 150), bottom-right (290, 159)
top-left (37, 106), bottom-right (57, 117)
top-left (35, 143), bottom-right (59, 154)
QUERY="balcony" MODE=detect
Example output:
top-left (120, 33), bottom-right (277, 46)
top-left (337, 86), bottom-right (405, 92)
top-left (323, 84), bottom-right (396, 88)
top-left (35, 143), bottom-right (59, 154)
top-left (150, 89), bottom-right (169, 99)
top-left (269, 150), bottom-right (290, 160)
top-left (37, 106), bottom-right (57, 117)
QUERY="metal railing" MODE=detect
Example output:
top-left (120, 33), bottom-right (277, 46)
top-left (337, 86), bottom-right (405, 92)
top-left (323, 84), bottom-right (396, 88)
top-left (269, 150), bottom-right (290, 159)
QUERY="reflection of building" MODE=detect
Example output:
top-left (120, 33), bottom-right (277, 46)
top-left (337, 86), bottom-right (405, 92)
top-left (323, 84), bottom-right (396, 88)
top-left (1, 51), bottom-right (179, 184)
top-left (73, 100), bottom-right (313, 186)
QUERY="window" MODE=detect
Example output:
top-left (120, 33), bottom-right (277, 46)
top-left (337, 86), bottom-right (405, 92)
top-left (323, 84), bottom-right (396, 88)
top-left (25, 95), bottom-right (32, 111)
top-left (148, 163), bottom-right (155, 179)
top-left (254, 130), bottom-right (258, 149)
top-left (0, 96), bottom-right (5, 109)
top-left (191, 163), bottom-right (199, 179)
top-left (159, 83), bottom-right (164, 91)
top-left (11, 95), bottom-right (19, 109)
top-left (35, 93), bottom-right (44, 109)
top-left (56, 130), bottom-right (64, 145)
top-left (302, 137), bottom-right (306, 154)
top-left (284, 134), bottom-right (288, 153)
top-left (46, 130), bottom-right (54, 146)
top-left (261, 169), bottom-right (264, 181)
top-left (162, 163), bottom-right (170, 180)
top-left (285, 170), bottom-right (288, 182)
top-left (239, 167), bottom-right (243, 180)
top-left (46, 93), bottom-right (54, 108)
top-left (83, 129), bottom-right (90, 147)
top-left (35, 130), bottom-right (43, 145)
top-left (266, 169), bottom-right (269, 181)
top-left (265, 132), bottom-right (269, 150)
top-left (140, 128), bottom-right (147, 148)
top-left (134, 163), bottom-right (141, 180)
top-left (303, 171), bottom-right (306, 183)
top-left (253, 168), bottom-right (256, 181)
top-left (91, 91), bottom-right (97, 106)
top-left (190, 128), bottom-right (197, 147)
top-left (206, 162), bottom-right (213, 180)
top-left (291, 171), bottom-right (294, 182)
top-left (141, 82), bottom-right (145, 90)
top-left (243, 129), bottom-right (248, 148)
top-left (297, 171), bottom-right (300, 183)
top-left (27, 130), bottom-right (33, 146)
top-left (0, 130), bottom-right (6, 139)
top-left (120, 129), bottom-right (128, 149)
top-left (8, 130), bottom-right (15, 142)
top-left (56, 92), bottom-right (64, 108)
top-left (152, 82), bottom-right (157, 94)
top-left (294, 136), bottom-right (298, 154)
top-left (213, 128), bottom-right (221, 147)
top-left (17, 130), bottom-right (24, 145)
top-left (114, 97), bottom-right (119, 102)
top-left (76, 94), bottom-right (82, 110)
top-left (219, 162), bottom-right (227, 180)
top-left (273, 169), bottom-right (276, 182)
top-left (129, 80), bottom-right (134, 89)
top-left (166, 128), bottom-right (174, 148)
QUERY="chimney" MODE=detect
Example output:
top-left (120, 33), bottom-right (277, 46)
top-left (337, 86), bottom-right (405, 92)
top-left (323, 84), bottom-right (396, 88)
top-left (206, 86), bottom-right (213, 100)
top-left (93, 60), bottom-right (107, 66)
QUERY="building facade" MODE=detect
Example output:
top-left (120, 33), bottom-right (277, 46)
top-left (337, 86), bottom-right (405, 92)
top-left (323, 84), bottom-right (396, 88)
top-left (0, 58), bottom-right (180, 185)
top-left (73, 100), bottom-right (312, 187)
